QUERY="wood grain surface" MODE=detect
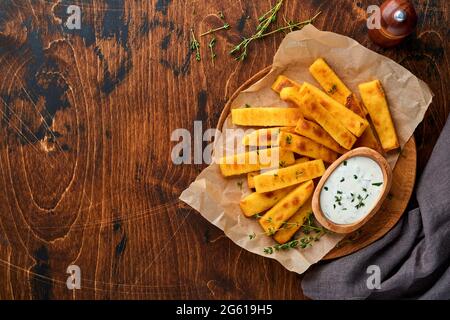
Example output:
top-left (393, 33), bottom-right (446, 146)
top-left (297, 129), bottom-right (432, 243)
top-left (0, 0), bottom-right (448, 300)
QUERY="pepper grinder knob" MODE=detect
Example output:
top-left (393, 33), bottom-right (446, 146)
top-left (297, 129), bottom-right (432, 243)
top-left (393, 9), bottom-right (407, 22)
top-left (368, 0), bottom-right (418, 48)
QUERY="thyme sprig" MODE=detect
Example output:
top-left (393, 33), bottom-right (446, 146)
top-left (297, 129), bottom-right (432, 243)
top-left (200, 23), bottom-right (230, 37)
top-left (230, 0), bottom-right (284, 61)
top-left (189, 28), bottom-right (201, 61)
top-left (263, 214), bottom-right (329, 254)
top-left (208, 37), bottom-right (217, 63)
top-left (263, 231), bottom-right (326, 254)
top-left (230, 1), bottom-right (321, 61)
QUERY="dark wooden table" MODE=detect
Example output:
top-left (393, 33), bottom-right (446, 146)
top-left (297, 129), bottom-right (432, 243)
top-left (0, 0), bottom-right (448, 300)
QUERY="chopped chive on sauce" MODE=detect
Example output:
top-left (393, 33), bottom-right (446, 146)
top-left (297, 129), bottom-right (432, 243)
top-left (340, 177), bottom-right (345, 182)
top-left (343, 160), bottom-right (347, 166)
top-left (324, 186), bottom-right (328, 191)
top-left (372, 182), bottom-right (383, 186)
top-left (353, 174), bottom-right (358, 180)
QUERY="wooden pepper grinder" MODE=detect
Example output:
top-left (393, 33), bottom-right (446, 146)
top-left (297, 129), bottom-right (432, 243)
top-left (368, 0), bottom-right (418, 48)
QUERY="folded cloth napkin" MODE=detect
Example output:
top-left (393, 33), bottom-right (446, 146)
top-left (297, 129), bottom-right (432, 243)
top-left (302, 115), bottom-right (450, 300)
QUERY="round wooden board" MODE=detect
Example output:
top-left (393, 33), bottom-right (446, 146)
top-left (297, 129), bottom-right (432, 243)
top-left (218, 66), bottom-right (417, 260)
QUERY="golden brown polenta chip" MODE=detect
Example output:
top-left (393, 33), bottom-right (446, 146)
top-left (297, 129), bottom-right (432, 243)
top-left (358, 80), bottom-right (399, 152)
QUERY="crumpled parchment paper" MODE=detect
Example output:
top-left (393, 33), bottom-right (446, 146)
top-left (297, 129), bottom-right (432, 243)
top-left (180, 25), bottom-right (433, 274)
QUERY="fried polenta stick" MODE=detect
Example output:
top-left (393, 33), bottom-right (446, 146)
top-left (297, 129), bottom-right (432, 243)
top-left (295, 118), bottom-right (347, 154)
top-left (299, 83), bottom-right (368, 137)
top-left (254, 159), bottom-right (325, 193)
top-left (278, 131), bottom-right (338, 163)
top-left (271, 75), bottom-right (302, 93)
top-left (273, 199), bottom-right (312, 244)
top-left (259, 180), bottom-right (314, 235)
top-left (219, 147), bottom-right (295, 177)
top-left (309, 58), bottom-right (352, 106)
top-left (359, 80), bottom-right (399, 152)
top-left (246, 157), bottom-right (308, 189)
top-left (232, 107), bottom-right (301, 127)
top-left (240, 186), bottom-right (296, 217)
top-left (281, 87), bottom-right (357, 150)
top-left (309, 58), bottom-right (382, 152)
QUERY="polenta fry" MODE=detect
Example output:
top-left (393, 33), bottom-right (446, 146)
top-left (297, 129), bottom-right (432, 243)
top-left (359, 80), bottom-right (399, 151)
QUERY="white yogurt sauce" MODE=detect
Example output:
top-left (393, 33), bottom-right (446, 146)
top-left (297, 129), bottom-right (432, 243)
top-left (320, 156), bottom-right (384, 225)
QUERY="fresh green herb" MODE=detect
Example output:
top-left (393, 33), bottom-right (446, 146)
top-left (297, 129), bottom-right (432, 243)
top-left (218, 11), bottom-right (225, 19)
top-left (261, 214), bottom-right (329, 255)
top-left (355, 194), bottom-right (365, 209)
top-left (263, 216), bottom-right (328, 254)
top-left (334, 193), bottom-right (342, 206)
top-left (327, 84), bottom-right (337, 94)
top-left (267, 227), bottom-right (276, 236)
top-left (372, 182), bottom-right (383, 186)
top-left (200, 23), bottom-right (230, 37)
top-left (230, 1), bottom-right (321, 61)
top-left (340, 177), bottom-right (345, 182)
top-left (324, 186), bottom-right (328, 191)
top-left (208, 37), bottom-right (216, 63)
top-left (254, 213), bottom-right (262, 219)
top-left (343, 160), bottom-right (347, 166)
top-left (263, 247), bottom-right (274, 254)
top-left (362, 187), bottom-right (367, 192)
top-left (281, 221), bottom-right (301, 230)
top-left (248, 232), bottom-right (256, 240)
top-left (286, 134), bottom-right (292, 144)
top-left (267, 217), bottom-right (273, 223)
top-left (295, 170), bottom-right (303, 179)
top-left (302, 215), bottom-right (327, 234)
top-left (279, 160), bottom-right (286, 168)
top-left (245, 103), bottom-right (251, 108)
top-left (189, 28), bottom-right (201, 61)
top-left (337, 190), bottom-right (343, 194)
top-left (237, 181), bottom-right (243, 189)
top-left (273, 173), bottom-right (278, 177)
top-left (355, 202), bottom-right (365, 209)
top-left (354, 174), bottom-right (358, 180)
top-left (263, 233), bottom-right (324, 254)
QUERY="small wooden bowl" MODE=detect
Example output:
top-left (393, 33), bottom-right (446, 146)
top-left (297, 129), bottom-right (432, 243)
top-left (312, 147), bottom-right (393, 234)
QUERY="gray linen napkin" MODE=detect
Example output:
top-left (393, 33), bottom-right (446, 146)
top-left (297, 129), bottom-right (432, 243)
top-left (302, 115), bottom-right (450, 299)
